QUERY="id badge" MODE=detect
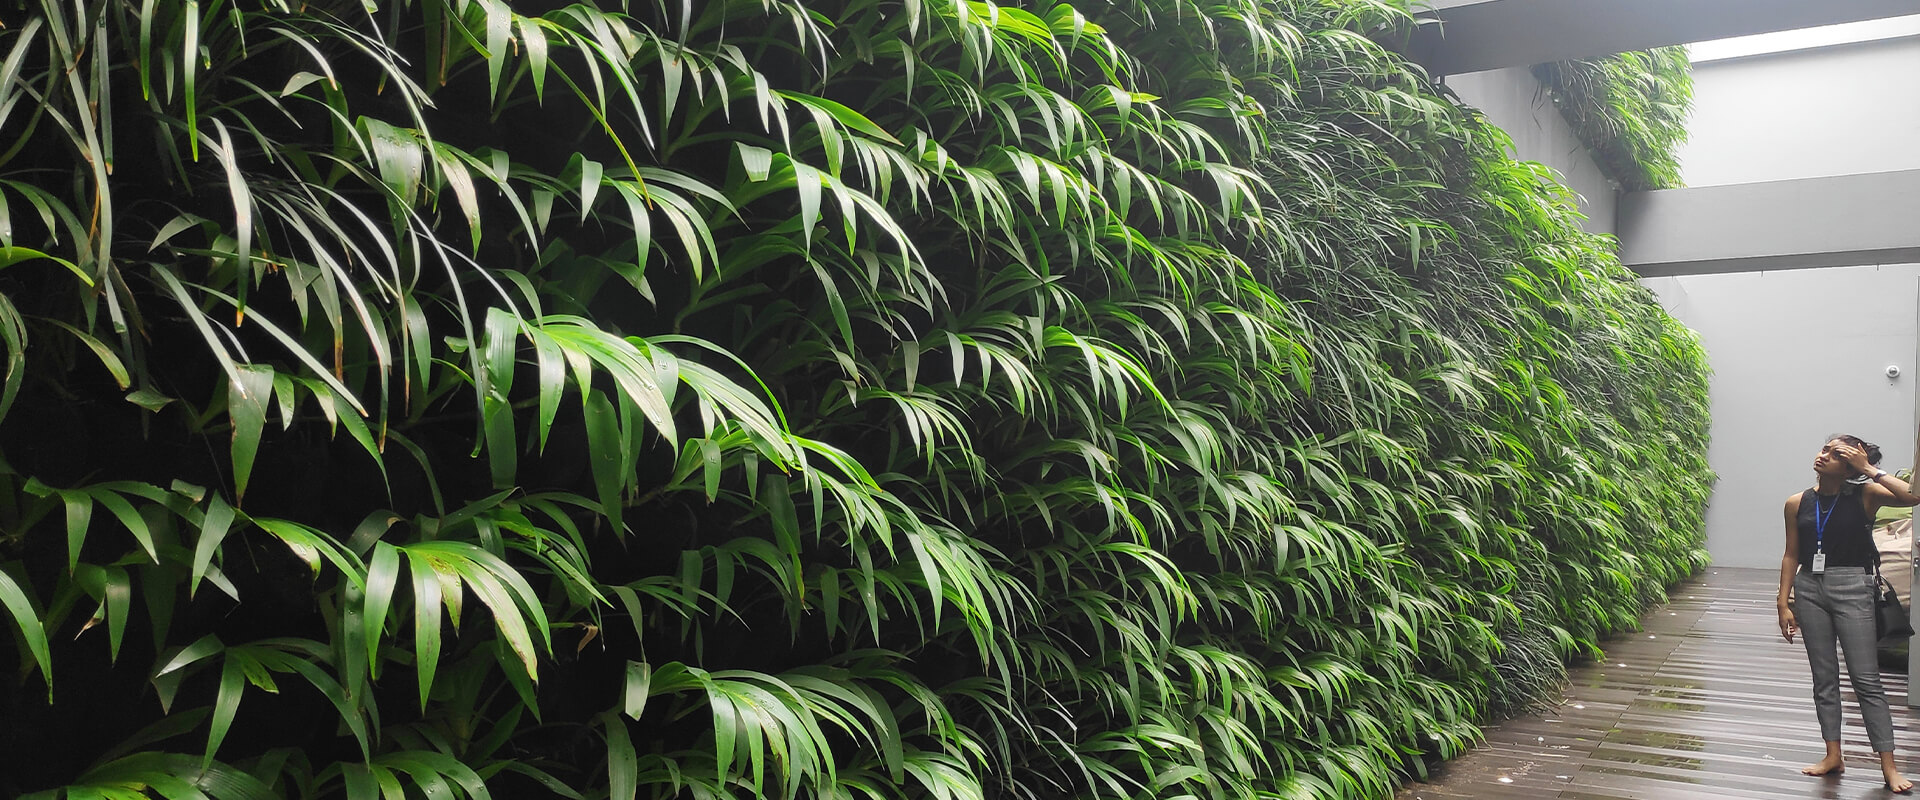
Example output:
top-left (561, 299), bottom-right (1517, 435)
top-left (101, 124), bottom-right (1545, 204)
top-left (1812, 552), bottom-right (1828, 574)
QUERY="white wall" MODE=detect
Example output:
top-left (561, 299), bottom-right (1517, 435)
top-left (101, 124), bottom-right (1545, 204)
top-left (1446, 67), bottom-right (1617, 235)
top-left (1678, 35), bottom-right (1920, 187)
top-left (1643, 264), bottom-right (1920, 568)
top-left (1637, 24), bottom-right (1920, 567)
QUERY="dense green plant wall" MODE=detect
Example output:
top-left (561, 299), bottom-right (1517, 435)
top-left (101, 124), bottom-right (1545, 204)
top-left (0, 0), bottom-right (1710, 798)
top-left (1533, 47), bottom-right (1695, 191)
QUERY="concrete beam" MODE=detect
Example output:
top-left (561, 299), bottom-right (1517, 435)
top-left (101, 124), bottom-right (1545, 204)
top-left (1618, 170), bottom-right (1920, 278)
top-left (1402, 0), bottom-right (1920, 77)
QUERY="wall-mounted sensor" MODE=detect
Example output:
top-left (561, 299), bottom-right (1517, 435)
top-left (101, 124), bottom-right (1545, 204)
top-left (1889, 365), bottom-right (1903, 379)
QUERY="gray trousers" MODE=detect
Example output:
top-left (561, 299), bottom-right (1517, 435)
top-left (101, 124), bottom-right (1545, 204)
top-left (1795, 566), bottom-right (1896, 752)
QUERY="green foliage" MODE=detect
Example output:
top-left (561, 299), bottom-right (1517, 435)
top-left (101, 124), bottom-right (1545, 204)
top-left (0, 0), bottom-right (1709, 798)
top-left (1532, 47), bottom-right (1696, 191)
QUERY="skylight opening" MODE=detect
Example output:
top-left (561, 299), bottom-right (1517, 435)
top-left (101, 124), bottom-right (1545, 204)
top-left (1689, 15), bottom-right (1920, 62)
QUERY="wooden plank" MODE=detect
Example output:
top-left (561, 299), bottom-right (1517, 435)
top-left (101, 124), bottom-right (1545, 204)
top-left (1399, 567), bottom-right (1920, 799)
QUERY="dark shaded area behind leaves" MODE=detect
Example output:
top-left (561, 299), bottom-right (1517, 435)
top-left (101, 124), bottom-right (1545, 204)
top-left (0, 0), bottom-right (1709, 797)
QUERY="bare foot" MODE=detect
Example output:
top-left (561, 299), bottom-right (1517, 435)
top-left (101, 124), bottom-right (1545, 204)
top-left (1885, 765), bottom-right (1913, 793)
top-left (1802, 754), bottom-right (1845, 776)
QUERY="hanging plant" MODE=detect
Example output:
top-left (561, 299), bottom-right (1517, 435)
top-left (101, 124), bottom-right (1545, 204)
top-left (1534, 47), bottom-right (1696, 191)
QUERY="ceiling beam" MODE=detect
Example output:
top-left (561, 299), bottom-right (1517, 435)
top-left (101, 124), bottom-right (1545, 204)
top-left (1619, 170), bottom-right (1920, 278)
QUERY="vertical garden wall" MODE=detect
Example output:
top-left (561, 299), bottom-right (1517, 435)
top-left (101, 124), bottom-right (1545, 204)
top-left (0, 0), bottom-right (1711, 797)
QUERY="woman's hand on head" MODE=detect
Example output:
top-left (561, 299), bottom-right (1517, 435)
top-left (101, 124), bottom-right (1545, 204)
top-left (1835, 444), bottom-right (1875, 476)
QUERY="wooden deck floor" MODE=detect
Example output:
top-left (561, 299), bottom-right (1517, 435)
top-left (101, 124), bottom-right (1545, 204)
top-left (1397, 567), bottom-right (1920, 800)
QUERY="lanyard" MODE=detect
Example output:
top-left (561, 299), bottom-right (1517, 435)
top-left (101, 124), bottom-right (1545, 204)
top-left (1813, 491), bottom-right (1840, 551)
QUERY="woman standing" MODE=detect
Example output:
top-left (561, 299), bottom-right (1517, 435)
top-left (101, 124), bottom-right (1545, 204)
top-left (1779, 435), bottom-right (1920, 792)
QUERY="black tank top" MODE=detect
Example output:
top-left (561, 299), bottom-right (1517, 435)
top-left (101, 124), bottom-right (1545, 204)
top-left (1797, 487), bottom-right (1876, 569)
